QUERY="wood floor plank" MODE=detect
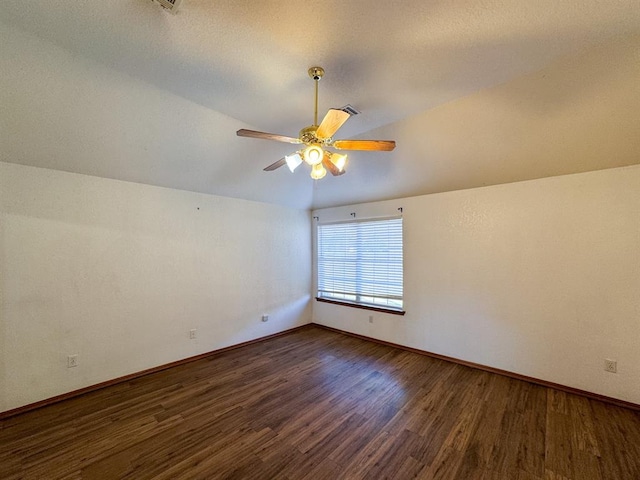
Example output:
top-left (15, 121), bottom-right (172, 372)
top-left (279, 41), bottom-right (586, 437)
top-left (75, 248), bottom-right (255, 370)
top-left (545, 410), bottom-right (575, 479)
top-left (567, 395), bottom-right (600, 457)
top-left (326, 413), bottom-right (391, 467)
top-left (1, 326), bottom-right (639, 479)
top-left (421, 445), bottom-right (465, 479)
top-left (336, 430), bottom-right (395, 479)
top-left (590, 401), bottom-right (640, 480)
top-left (300, 457), bottom-right (343, 480)
top-left (459, 374), bottom-right (512, 472)
top-left (358, 429), bottom-right (422, 479)
top-left (515, 384), bottom-right (547, 477)
top-left (517, 470), bottom-right (545, 480)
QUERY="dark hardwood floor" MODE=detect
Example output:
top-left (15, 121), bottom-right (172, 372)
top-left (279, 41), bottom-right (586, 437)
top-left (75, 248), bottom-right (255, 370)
top-left (1, 325), bottom-right (639, 479)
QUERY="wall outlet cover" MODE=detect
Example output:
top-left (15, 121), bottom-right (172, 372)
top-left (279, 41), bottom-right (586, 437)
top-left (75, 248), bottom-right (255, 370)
top-left (67, 354), bottom-right (78, 368)
top-left (604, 359), bottom-right (617, 373)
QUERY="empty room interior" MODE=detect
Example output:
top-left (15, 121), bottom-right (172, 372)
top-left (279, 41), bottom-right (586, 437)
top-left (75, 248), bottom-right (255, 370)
top-left (1, 1), bottom-right (639, 479)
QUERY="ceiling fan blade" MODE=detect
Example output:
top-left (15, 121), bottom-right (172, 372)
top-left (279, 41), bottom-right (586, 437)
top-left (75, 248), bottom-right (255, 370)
top-left (333, 139), bottom-right (396, 151)
top-left (316, 109), bottom-right (351, 139)
top-left (263, 158), bottom-right (287, 171)
top-left (322, 155), bottom-right (345, 176)
top-left (237, 129), bottom-right (301, 144)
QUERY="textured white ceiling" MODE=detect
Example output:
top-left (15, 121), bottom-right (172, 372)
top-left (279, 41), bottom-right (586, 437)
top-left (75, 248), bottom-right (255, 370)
top-left (1, 1), bottom-right (639, 209)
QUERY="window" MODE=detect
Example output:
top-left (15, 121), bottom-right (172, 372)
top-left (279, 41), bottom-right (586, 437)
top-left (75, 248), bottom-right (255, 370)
top-left (316, 217), bottom-right (404, 313)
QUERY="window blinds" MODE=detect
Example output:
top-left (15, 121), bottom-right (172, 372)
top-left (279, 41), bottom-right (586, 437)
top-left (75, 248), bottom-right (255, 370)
top-left (317, 217), bottom-right (403, 310)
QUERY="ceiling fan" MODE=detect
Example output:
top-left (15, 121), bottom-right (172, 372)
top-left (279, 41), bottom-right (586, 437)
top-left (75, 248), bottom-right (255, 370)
top-left (236, 66), bottom-right (396, 180)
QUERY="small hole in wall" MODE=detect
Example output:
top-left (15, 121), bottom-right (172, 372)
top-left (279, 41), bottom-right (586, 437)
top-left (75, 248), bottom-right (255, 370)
top-left (197, 207), bottom-right (200, 210)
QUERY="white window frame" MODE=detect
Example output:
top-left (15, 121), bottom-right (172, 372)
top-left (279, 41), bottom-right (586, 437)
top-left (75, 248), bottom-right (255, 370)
top-left (316, 216), bottom-right (404, 314)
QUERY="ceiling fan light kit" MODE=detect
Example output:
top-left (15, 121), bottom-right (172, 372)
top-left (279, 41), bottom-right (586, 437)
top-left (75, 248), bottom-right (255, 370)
top-left (285, 153), bottom-right (303, 173)
top-left (303, 145), bottom-right (324, 166)
top-left (236, 66), bottom-right (396, 180)
top-left (310, 163), bottom-right (327, 180)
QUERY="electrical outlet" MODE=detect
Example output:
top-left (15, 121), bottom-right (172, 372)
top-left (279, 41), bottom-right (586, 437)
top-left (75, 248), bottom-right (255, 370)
top-left (67, 354), bottom-right (78, 368)
top-left (604, 359), bottom-right (617, 373)
top-left (262, 314), bottom-right (269, 322)
top-left (368, 315), bottom-right (374, 324)
top-left (189, 329), bottom-right (197, 340)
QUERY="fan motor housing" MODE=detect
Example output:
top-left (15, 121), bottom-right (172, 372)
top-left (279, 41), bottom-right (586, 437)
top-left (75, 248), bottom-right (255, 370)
top-left (299, 125), bottom-right (320, 144)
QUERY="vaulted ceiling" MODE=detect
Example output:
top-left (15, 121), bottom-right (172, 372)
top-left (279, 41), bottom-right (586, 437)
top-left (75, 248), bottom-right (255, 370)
top-left (1, 1), bottom-right (639, 209)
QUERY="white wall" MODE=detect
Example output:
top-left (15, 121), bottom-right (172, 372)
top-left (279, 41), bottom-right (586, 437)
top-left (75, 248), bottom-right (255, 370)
top-left (312, 165), bottom-right (640, 404)
top-left (0, 162), bottom-right (312, 413)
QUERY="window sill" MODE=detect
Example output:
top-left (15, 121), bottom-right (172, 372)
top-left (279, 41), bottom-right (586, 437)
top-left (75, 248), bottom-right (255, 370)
top-left (315, 297), bottom-right (406, 316)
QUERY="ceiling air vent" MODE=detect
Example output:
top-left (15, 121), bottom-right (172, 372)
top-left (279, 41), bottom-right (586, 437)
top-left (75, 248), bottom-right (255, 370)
top-left (151, 0), bottom-right (182, 13)
top-left (339, 104), bottom-right (360, 116)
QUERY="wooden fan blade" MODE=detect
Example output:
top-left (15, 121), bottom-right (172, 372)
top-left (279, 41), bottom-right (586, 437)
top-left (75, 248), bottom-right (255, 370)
top-left (322, 155), bottom-right (345, 176)
top-left (333, 139), bottom-right (396, 151)
top-left (316, 109), bottom-right (351, 139)
top-left (263, 158), bottom-right (287, 171)
top-left (237, 129), bottom-right (301, 144)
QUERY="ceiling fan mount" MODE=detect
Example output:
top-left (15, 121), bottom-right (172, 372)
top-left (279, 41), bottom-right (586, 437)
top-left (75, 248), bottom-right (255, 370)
top-left (236, 66), bottom-right (396, 179)
top-left (308, 66), bottom-right (325, 81)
